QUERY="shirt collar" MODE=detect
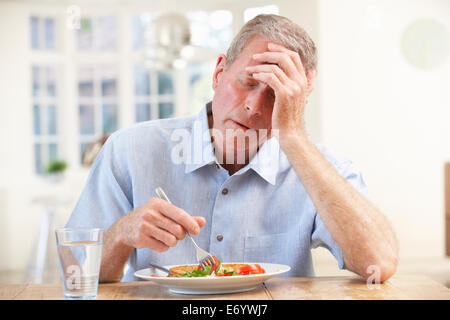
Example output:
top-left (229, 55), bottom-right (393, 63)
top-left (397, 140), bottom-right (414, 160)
top-left (184, 102), bottom-right (280, 185)
top-left (245, 137), bottom-right (280, 185)
top-left (184, 102), bottom-right (216, 174)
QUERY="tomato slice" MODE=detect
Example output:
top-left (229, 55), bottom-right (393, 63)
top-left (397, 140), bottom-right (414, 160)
top-left (209, 256), bottom-right (220, 275)
top-left (254, 264), bottom-right (265, 274)
top-left (236, 264), bottom-right (265, 275)
top-left (216, 273), bottom-right (232, 277)
top-left (196, 256), bottom-right (221, 275)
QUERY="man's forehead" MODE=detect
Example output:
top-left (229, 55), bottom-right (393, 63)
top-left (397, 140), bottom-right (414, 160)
top-left (230, 37), bottom-right (270, 69)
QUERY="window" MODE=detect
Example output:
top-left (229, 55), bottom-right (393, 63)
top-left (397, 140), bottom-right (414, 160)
top-left (134, 64), bottom-right (175, 122)
top-left (31, 65), bottom-right (60, 174)
top-left (30, 15), bottom-right (59, 174)
top-left (78, 65), bottom-right (118, 161)
top-left (187, 10), bottom-right (233, 50)
top-left (30, 16), bottom-right (56, 50)
top-left (27, 9), bottom-right (238, 173)
top-left (188, 61), bottom-right (215, 114)
top-left (76, 16), bottom-right (117, 51)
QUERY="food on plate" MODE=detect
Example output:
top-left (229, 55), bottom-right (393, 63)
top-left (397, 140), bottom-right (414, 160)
top-left (169, 256), bottom-right (266, 277)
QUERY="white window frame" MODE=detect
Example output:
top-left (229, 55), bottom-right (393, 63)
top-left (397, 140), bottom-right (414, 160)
top-left (31, 64), bottom-right (61, 173)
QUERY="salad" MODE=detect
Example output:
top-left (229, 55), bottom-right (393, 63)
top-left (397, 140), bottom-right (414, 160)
top-left (171, 256), bottom-right (266, 277)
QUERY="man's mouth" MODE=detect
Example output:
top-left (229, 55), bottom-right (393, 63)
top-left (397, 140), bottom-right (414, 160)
top-left (231, 120), bottom-right (250, 130)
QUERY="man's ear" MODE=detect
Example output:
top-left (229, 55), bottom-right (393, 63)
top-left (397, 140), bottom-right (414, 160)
top-left (305, 69), bottom-right (316, 96)
top-left (212, 54), bottom-right (227, 91)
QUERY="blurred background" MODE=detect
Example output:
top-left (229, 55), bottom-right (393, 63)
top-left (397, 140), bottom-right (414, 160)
top-left (0, 0), bottom-right (449, 286)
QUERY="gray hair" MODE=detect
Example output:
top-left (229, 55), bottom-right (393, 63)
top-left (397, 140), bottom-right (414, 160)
top-left (225, 14), bottom-right (317, 73)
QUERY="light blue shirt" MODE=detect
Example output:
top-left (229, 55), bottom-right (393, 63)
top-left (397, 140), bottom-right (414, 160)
top-left (66, 103), bottom-right (367, 281)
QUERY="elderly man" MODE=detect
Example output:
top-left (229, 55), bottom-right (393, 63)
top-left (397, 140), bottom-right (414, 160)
top-left (67, 14), bottom-right (398, 283)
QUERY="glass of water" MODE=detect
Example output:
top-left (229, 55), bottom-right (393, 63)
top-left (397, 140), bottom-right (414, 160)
top-left (55, 228), bottom-right (104, 300)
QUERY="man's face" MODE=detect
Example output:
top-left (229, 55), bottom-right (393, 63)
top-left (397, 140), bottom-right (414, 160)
top-left (211, 35), bottom-right (275, 162)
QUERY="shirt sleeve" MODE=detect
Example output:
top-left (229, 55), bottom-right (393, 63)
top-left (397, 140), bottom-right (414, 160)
top-left (310, 159), bottom-right (368, 270)
top-left (65, 132), bottom-right (133, 231)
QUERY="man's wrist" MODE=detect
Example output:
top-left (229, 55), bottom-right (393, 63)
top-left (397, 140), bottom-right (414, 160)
top-left (277, 128), bottom-right (310, 151)
top-left (108, 215), bottom-right (133, 250)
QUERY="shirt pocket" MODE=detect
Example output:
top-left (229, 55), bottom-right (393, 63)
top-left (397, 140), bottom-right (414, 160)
top-left (244, 231), bottom-right (299, 263)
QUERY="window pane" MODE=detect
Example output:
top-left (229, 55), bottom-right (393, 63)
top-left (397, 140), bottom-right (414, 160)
top-left (101, 79), bottom-right (117, 97)
top-left (78, 67), bottom-right (94, 97)
top-left (47, 105), bottom-right (57, 135)
top-left (32, 66), bottom-right (40, 97)
top-left (134, 65), bottom-right (150, 95)
top-left (136, 103), bottom-right (151, 122)
top-left (188, 61), bottom-right (215, 114)
top-left (80, 142), bottom-right (90, 163)
top-left (34, 143), bottom-right (43, 174)
top-left (46, 67), bottom-right (56, 97)
top-left (48, 143), bottom-right (58, 161)
top-left (102, 104), bottom-right (117, 134)
top-left (77, 17), bottom-right (93, 51)
top-left (44, 18), bottom-right (55, 50)
top-left (158, 71), bottom-right (173, 95)
top-left (158, 102), bottom-right (174, 119)
top-left (78, 81), bottom-right (94, 97)
top-left (30, 16), bottom-right (39, 49)
top-left (97, 16), bottom-right (117, 51)
top-left (131, 13), bottom-right (155, 50)
top-left (131, 15), bottom-right (144, 50)
top-left (187, 11), bottom-right (233, 50)
top-left (79, 104), bottom-right (95, 134)
top-left (33, 104), bottom-right (41, 135)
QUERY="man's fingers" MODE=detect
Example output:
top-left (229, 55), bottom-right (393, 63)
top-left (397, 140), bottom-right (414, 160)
top-left (252, 72), bottom-right (284, 95)
top-left (135, 225), bottom-right (170, 252)
top-left (141, 221), bottom-right (178, 248)
top-left (267, 42), bottom-right (306, 77)
top-left (193, 216), bottom-right (206, 228)
top-left (245, 64), bottom-right (291, 86)
top-left (152, 211), bottom-right (186, 240)
top-left (148, 198), bottom-right (201, 235)
top-left (252, 51), bottom-right (299, 80)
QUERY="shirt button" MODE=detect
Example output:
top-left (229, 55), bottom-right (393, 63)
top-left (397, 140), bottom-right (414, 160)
top-left (217, 235), bottom-right (223, 241)
top-left (222, 188), bottom-right (228, 195)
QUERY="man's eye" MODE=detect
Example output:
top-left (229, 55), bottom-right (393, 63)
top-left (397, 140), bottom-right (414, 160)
top-left (242, 80), bottom-right (258, 87)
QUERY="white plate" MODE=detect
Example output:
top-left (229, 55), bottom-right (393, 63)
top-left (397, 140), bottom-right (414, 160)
top-left (134, 262), bottom-right (290, 295)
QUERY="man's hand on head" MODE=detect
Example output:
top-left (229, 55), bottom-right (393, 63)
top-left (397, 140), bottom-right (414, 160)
top-left (117, 197), bottom-right (206, 252)
top-left (245, 42), bottom-right (315, 142)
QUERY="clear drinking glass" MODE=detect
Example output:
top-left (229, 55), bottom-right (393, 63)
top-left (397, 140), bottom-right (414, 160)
top-left (55, 228), bottom-right (104, 300)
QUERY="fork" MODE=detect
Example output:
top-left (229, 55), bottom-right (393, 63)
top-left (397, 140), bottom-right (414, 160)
top-left (148, 263), bottom-right (181, 277)
top-left (155, 187), bottom-right (215, 271)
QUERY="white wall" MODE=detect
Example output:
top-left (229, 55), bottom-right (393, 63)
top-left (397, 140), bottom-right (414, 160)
top-left (318, 0), bottom-right (450, 259)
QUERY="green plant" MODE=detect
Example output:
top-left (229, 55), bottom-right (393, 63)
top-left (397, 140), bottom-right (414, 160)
top-left (46, 159), bottom-right (67, 174)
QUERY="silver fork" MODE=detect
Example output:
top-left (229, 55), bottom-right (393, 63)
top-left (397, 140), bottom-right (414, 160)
top-left (155, 187), bottom-right (215, 271)
top-left (148, 263), bottom-right (180, 277)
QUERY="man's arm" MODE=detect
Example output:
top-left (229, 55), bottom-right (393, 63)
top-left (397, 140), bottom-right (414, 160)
top-left (248, 42), bottom-right (398, 282)
top-left (281, 134), bottom-right (398, 281)
top-left (99, 198), bottom-right (206, 283)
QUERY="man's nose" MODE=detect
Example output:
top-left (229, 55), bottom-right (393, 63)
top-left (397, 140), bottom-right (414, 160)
top-left (244, 87), bottom-right (268, 117)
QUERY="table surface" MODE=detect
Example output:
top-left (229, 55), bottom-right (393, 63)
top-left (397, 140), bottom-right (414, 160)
top-left (1, 275), bottom-right (450, 300)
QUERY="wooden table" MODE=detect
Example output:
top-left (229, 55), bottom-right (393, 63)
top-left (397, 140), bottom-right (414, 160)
top-left (1, 275), bottom-right (450, 300)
